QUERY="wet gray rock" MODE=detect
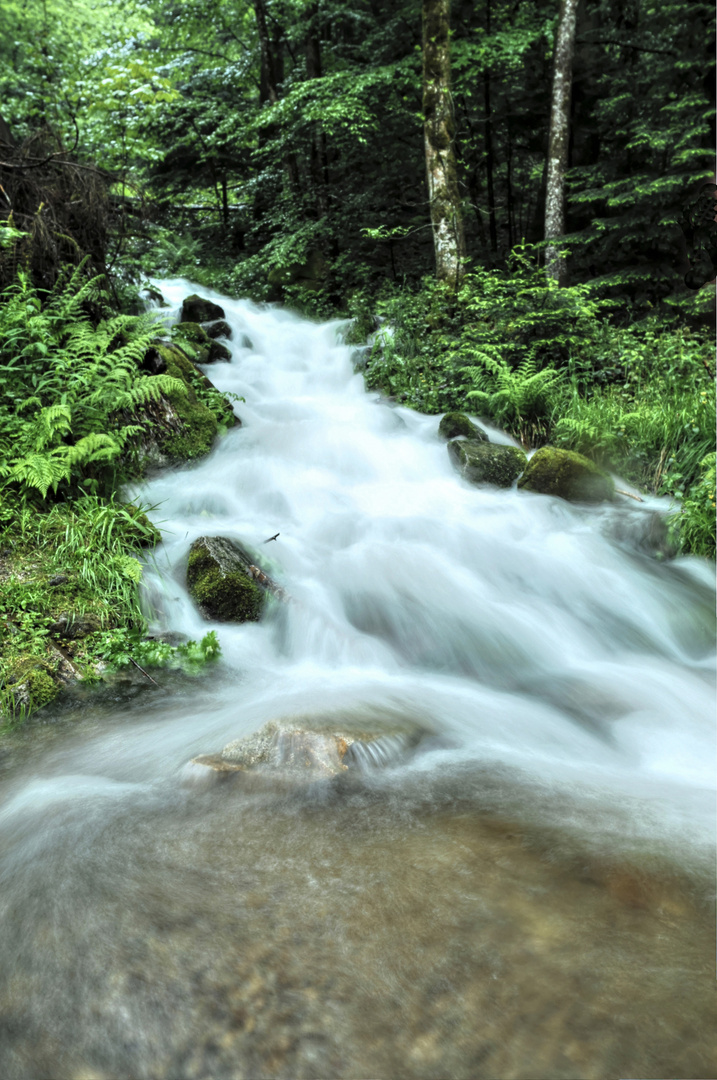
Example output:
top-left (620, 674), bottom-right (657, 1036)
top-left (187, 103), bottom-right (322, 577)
top-left (448, 439), bottom-right (527, 488)
top-left (48, 612), bottom-right (102, 639)
top-left (206, 339), bottom-right (232, 363)
top-left (192, 710), bottom-right (431, 780)
top-left (181, 294), bottom-right (225, 323)
top-left (438, 412), bottom-right (487, 441)
top-left (204, 319), bottom-right (232, 340)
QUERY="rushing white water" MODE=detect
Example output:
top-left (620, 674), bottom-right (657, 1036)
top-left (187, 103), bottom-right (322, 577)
top-left (1, 281), bottom-right (715, 1080)
top-left (94, 277), bottom-right (712, 859)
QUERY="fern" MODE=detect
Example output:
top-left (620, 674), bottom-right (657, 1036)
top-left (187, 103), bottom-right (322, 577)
top-left (461, 354), bottom-right (565, 446)
top-left (0, 264), bottom-right (184, 501)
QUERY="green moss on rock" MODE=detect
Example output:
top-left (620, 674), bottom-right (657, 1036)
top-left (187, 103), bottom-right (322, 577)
top-left (439, 412), bottom-right (487, 441)
top-left (517, 446), bottom-right (615, 503)
top-left (154, 344), bottom-right (221, 460)
top-left (175, 321), bottom-right (211, 345)
top-left (187, 537), bottom-right (265, 622)
top-left (448, 439), bottom-right (527, 487)
top-left (4, 656), bottom-right (59, 712)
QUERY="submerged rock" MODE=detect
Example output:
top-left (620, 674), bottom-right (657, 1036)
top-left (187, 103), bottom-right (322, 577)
top-left (192, 710), bottom-right (431, 780)
top-left (448, 439), bottom-right (527, 488)
top-left (181, 294), bottom-right (225, 323)
top-left (206, 339), bottom-right (232, 363)
top-left (438, 412), bottom-right (487, 441)
top-left (204, 319), bottom-right (232, 341)
top-left (186, 536), bottom-right (287, 623)
top-left (518, 446), bottom-right (615, 503)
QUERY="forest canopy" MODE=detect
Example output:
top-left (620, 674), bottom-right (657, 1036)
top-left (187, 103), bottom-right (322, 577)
top-left (0, 0), bottom-right (714, 313)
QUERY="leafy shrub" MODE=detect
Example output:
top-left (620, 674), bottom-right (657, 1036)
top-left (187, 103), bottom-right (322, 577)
top-left (0, 262), bottom-right (185, 501)
top-left (674, 453), bottom-right (716, 559)
top-left (97, 628), bottom-right (222, 675)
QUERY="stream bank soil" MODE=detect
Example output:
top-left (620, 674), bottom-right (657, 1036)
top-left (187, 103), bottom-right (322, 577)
top-left (0, 763), bottom-right (713, 1080)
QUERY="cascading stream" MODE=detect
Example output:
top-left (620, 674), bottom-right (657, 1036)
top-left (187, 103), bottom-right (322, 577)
top-left (133, 279), bottom-right (714, 845)
top-left (0, 279), bottom-right (714, 1080)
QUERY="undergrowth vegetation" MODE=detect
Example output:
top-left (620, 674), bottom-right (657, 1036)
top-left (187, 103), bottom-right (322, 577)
top-left (0, 266), bottom-right (225, 728)
top-left (354, 249), bottom-right (715, 558)
top-left (0, 263), bottom-right (184, 500)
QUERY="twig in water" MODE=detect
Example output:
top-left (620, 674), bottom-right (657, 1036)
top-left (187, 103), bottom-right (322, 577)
top-left (615, 489), bottom-right (644, 502)
top-left (128, 655), bottom-right (159, 685)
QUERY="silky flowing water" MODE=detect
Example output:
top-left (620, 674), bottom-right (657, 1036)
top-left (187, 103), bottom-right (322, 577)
top-left (0, 281), bottom-right (715, 1080)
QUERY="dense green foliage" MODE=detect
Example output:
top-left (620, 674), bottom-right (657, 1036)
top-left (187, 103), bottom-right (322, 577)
top-left (0, 261), bottom-right (229, 726)
top-left (0, 263), bottom-right (184, 501)
top-left (357, 254), bottom-right (715, 556)
top-left (2, 0), bottom-right (712, 311)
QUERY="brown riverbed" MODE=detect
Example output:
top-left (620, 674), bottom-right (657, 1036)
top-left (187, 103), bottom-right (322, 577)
top-left (0, 748), bottom-right (714, 1080)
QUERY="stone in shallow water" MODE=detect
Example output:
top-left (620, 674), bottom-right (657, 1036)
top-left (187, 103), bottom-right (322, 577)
top-left (448, 438), bottom-right (527, 488)
top-left (518, 446), bottom-right (614, 503)
top-left (192, 711), bottom-right (432, 780)
top-left (438, 412), bottom-right (488, 441)
top-left (186, 535), bottom-right (288, 623)
top-left (181, 293), bottom-right (225, 323)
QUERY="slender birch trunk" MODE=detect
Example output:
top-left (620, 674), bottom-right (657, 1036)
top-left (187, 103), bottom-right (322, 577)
top-left (422, 0), bottom-right (465, 287)
top-left (544, 0), bottom-right (579, 285)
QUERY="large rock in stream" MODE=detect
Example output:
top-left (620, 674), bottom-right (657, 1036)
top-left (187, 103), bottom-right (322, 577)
top-left (181, 293), bottom-right (226, 323)
top-left (191, 709), bottom-right (432, 781)
top-left (438, 412), bottom-right (488, 441)
top-left (518, 446), bottom-right (614, 503)
top-left (187, 536), bottom-right (288, 622)
top-left (448, 439), bottom-right (527, 488)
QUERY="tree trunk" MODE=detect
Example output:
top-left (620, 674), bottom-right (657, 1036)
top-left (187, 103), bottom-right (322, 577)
top-left (483, 0), bottom-right (497, 255)
top-left (306, 7), bottom-right (329, 219)
top-left (253, 1), bottom-right (300, 194)
top-left (544, 0), bottom-right (579, 285)
top-left (0, 113), bottom-right (15, 147)
top-left (254, 0), bottom-right (279, 105)
top-left (422, 0), bottom-right (465, 287)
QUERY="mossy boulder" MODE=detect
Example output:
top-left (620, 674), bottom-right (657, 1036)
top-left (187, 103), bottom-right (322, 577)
top-left (187, 536), bottom-right (266, 622)
top-left (3, 656), bottom-right (59, 713)
top-left (517, 446), bottom-right (615, 503)
top-left (173, 322), bottom-right (211, 363)
top-left (134, 343), bottom-right (234, 467)
top-left (439, 412), bottom-right (487, 441)
top-left (448, 439), bottom-right (527, 488)
top-left (181, 294), bottom-right (225, 323)
top-left (175, 321), bottom-right (210, 345)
